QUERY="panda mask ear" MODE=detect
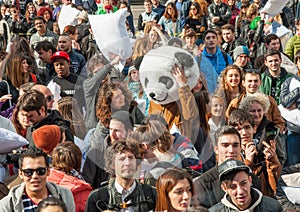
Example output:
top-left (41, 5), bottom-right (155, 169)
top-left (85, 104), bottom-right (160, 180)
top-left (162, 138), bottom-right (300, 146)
top-left (174, 52), bottom-right (194, 77)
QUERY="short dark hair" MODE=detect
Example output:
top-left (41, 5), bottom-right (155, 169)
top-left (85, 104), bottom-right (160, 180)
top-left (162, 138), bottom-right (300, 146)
top-left (221, 24), bottom-right (234, 32)
top-left (19, 89), bottom-right (47, 113)
top-left (228, 108), bottom-right (255, 128)
top-left (105, 140), bottom-right (141, 175)
top-left (35, 40), bottom-right (57, 53)
top-left (36, 197), bottom-right (67, 212)
top-left (264, 34), bottom-right (279, 45)
top-left (33, 16), bottom-right (46, 23)
top-left (264, 49), bottom-right (281, 61)
top-left (243, 68), bottom-right (261, 80)
top-left (19, 147), bottom-right (49, 169)
top-left (203, 29), bottom-right (218, 40)
top-left (214, 125), bottom-right (241, 146)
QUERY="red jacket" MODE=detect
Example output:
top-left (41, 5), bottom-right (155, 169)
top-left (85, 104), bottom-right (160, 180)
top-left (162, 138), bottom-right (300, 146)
top-left (47, 169), bottom-right (92, 212)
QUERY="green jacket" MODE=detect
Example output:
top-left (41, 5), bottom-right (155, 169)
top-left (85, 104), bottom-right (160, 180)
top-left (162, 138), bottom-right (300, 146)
top-left (259, 67), bottom-right (293, 105)
top-left (96, 6), bottom-right (118, 15)
top-left (285, 35), bottom-right (300, 62)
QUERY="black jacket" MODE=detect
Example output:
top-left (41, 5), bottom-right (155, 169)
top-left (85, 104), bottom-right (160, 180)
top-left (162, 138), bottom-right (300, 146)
top-left (207, 2), bottom-right (231, 28)
top-left (26, 110), bottom-right (74, 145)
top-left (85, 179), bottom-right (156, 212)
top-left (82, 135), bottom-right (110, 189)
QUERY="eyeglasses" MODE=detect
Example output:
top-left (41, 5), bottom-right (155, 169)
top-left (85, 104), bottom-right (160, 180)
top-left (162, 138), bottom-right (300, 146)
top-left (21, 167), bottom-right (47, 177)
top-left (45, 95), bottom-right (54, 102)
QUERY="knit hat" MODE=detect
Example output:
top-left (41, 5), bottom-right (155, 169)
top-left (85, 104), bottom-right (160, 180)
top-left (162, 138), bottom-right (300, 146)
top-left (32, 125), bottom-right (61, 154)
top-left (111, 111), bottom-right (133, 131)
top-left (77, 10), bottom-right (88, 22)
top-left (233, 46), bottom-right (249, 61)
top-left (128, 65), bottom-right (137, 75)
top-left (218, 159), bottom-right (251, 182)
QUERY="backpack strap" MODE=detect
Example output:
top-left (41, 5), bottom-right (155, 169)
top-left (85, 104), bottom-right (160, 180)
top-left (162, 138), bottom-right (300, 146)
top-left (221, 50), bottom-right (229, 66)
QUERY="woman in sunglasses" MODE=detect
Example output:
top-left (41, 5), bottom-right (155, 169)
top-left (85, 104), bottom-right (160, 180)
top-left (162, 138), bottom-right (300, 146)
top-left (184, 1), bottom-right (207, 44)
top-left (158, 2), bottom-right (181, 38)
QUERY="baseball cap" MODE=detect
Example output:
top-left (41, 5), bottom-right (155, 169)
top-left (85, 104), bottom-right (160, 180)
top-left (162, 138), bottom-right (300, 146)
top-left (218, 159), bottom-right (251, 182)
top-left (50, 51), bottom-right (70, 62)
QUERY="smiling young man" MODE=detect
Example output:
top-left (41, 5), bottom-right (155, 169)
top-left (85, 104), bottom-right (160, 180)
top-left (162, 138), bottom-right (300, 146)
top-left (0, 148), bottom-right (75, 212)
top-left (209, 159), bottom-right (282, 212)
top-left (85, 141), bottom-right (157, 211)
top-left (260, 49), bottom-right (293, 105)
top-left (193, 126), bottom-right (243, 209)
top-left (226, 68), bottom-right (285, 132)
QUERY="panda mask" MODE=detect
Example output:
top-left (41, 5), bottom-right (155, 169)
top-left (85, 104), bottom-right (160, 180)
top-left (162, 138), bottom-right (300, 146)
top-left (139, 46), bottom-right (200, 105)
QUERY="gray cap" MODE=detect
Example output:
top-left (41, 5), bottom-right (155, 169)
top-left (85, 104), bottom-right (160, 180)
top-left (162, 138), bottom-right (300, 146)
top-left (218, 159), bottom-right (250, 182)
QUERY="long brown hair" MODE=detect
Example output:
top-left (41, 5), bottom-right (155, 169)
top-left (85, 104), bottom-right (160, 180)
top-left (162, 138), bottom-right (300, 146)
top-left (57, 96), bottom-right (86, 140)
top-left (188, 2), bottom-right (204, 19)
top-left (96, 82), bottom-right (132, 128)
top-left (4, 53), bottom-right (30, 89)
top-left (163, 2), bottom-right (178, 22)
top-left (156, 168), bottom-right (194, 211)
top-left (216, 65), bottom-right (244, 107)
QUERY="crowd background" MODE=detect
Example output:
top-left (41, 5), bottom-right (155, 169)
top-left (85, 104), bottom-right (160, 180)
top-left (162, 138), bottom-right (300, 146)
top-left (0, 0), bottom-right (300, 211)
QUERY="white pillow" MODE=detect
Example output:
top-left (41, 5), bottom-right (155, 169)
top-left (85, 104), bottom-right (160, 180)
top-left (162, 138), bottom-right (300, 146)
top-left (88, 8), bottom-right (132, 62)
top-left (0, 128), bottom-right (29, 153)
top-left (58, 5), bottom-right (80, 34)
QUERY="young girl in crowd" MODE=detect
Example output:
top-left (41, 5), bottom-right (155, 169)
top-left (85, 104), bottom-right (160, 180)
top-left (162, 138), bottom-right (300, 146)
top-left (156, 168), bottom-right (194, 212)
top-left (208, 95), bottom-right (226, 143)
top-left (184, 1), bottom-right (207, 43)
top-left (216, 65), bottom-right (244, 107)
top-left (158, 2), bottom-right (181, 38)
top-left (182, 28), bottom-right (200, 56)
top-left (126, 65), bottom-right (149, 116)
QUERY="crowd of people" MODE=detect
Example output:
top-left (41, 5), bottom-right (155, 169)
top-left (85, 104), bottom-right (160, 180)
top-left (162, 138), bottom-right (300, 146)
top-left (0, 0), bottom-right (299, 211)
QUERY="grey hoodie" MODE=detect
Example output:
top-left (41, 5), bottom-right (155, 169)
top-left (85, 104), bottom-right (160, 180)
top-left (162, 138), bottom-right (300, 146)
top-left (0, 182), bottom-right (75, 212)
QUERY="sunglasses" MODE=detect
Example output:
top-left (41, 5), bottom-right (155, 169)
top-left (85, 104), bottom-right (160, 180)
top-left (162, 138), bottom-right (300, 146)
top-left (45, 95), bottom-right (54, 102)
top-left (21, 167), bottom-right (47, 177)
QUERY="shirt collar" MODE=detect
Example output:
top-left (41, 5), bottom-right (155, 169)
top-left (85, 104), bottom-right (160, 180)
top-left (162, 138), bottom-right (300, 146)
top-left (115, 180), bottom-right (136, 195)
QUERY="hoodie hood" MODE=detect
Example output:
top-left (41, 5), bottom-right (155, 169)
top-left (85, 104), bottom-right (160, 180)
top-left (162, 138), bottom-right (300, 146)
top-left (221, 188), bottom-right (263, 211)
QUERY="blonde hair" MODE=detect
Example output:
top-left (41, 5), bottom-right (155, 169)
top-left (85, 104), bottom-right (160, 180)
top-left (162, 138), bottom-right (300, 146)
top-left (239, 92), bottom-right (270, 113)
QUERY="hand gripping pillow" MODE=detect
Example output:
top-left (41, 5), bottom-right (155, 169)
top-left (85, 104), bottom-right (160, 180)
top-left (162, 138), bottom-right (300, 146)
top-left (88, 8), bottom-right (132, 62)
top-left (139, 46), bottom-right (200, 105)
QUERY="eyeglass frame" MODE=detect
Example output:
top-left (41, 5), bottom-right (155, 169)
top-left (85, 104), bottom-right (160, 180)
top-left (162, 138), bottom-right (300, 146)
top-left (21, 167), bottom-right (48, 177)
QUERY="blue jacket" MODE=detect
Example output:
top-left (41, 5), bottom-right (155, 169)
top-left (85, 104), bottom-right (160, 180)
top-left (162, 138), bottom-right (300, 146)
top-left (196, 54), bottom-right (218, 93)
top-left (202, 46), bottom-right (233, 75)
